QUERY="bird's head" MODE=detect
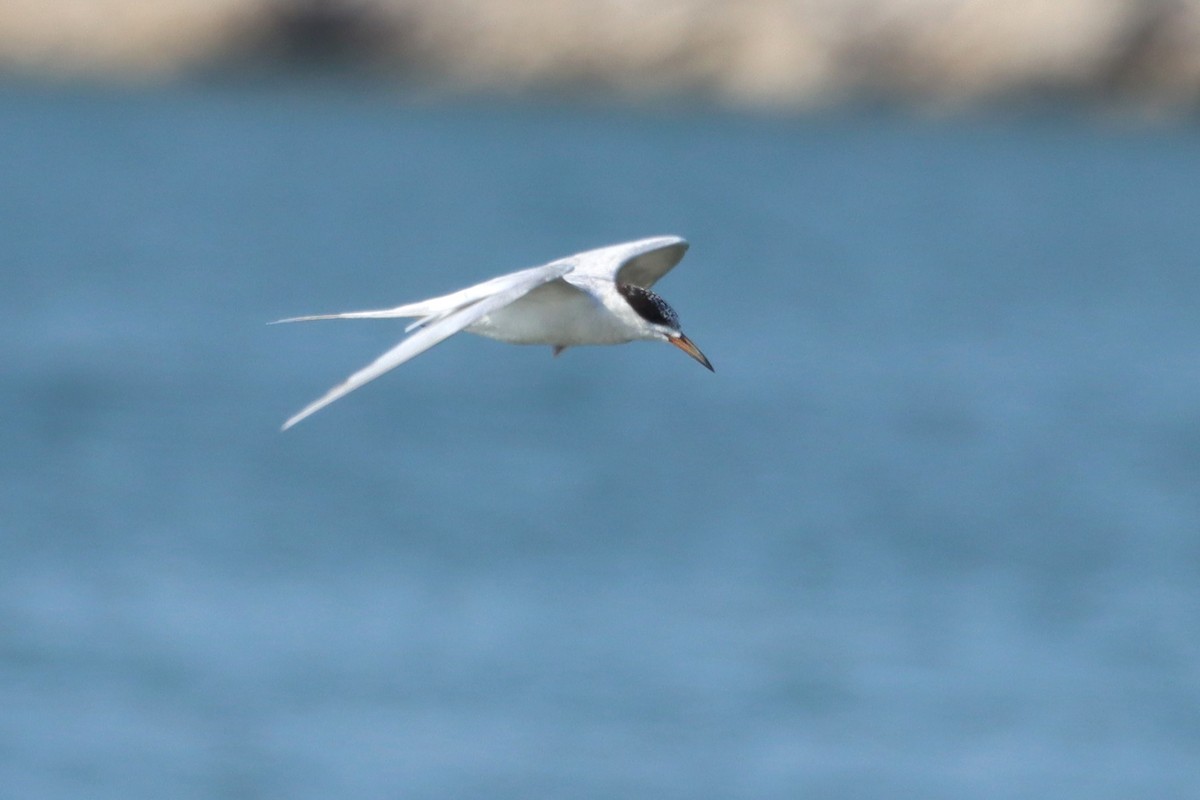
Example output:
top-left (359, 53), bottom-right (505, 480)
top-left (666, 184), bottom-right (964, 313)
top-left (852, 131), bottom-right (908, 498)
top-left (616, 283), bottom-right (713, 371)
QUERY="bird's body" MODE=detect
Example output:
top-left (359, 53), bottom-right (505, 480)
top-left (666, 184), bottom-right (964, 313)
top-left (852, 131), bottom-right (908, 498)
top-left (275, 236), bottom-right (711, 429)
top-left (466, 275), bottom-right (630, 346)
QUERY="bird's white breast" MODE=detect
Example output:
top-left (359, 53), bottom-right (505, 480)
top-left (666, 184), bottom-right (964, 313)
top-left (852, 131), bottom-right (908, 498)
top-left (465, 279), bottom-right (643, 346)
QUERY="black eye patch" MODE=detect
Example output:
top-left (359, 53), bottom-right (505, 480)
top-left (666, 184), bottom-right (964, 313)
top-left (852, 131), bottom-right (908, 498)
top-left (617, 284), bottom-right (680, 329)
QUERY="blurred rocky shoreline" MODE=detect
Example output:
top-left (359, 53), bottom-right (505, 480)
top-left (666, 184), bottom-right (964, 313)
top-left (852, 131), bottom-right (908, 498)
top-left (3, 0), bottom-right (1199, 109)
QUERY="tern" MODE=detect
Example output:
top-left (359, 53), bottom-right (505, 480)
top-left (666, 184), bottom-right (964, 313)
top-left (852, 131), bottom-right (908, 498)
top-left (275, 235), bottom-right (712, 429)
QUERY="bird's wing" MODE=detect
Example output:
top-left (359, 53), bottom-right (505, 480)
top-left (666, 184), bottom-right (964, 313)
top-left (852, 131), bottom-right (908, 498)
top-left (570, 235), bottom-right (688, 289)
top-left (271, 262), bottom-right (576, 330)
top-left (281, 261), bottom-right (573, 430)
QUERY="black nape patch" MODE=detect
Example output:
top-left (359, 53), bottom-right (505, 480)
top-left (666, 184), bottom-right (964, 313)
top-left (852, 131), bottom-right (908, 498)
top-left (617, 284), bottom-right (680, 329)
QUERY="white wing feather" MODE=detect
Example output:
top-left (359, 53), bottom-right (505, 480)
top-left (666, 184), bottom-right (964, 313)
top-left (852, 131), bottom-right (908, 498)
top-left (280, 262), bottom-right (573, 429)
top-left (569, 235), bottom-right (688, 288)
top-left (270, 263), bottom-right (574, 327)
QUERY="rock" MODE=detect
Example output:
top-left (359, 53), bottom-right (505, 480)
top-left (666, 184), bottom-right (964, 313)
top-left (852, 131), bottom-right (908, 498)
top-left (0, 0), bottom-right (1197, 109)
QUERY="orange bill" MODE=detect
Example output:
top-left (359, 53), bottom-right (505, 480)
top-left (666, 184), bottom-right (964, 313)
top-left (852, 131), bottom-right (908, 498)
top-left (669, 334), bottom-right (714, 372)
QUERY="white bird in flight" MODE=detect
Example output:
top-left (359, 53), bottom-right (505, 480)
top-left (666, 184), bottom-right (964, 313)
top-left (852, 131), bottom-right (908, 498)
top-left (275, 235), bottom-right (713, 429)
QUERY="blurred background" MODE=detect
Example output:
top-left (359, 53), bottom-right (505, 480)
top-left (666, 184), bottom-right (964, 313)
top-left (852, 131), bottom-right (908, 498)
top-left (3, 1), bottom-right (1199, 798)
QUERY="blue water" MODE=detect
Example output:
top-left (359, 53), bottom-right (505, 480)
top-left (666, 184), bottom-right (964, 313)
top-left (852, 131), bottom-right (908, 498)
top-left (3, 83), bottom-right (1199, 798)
